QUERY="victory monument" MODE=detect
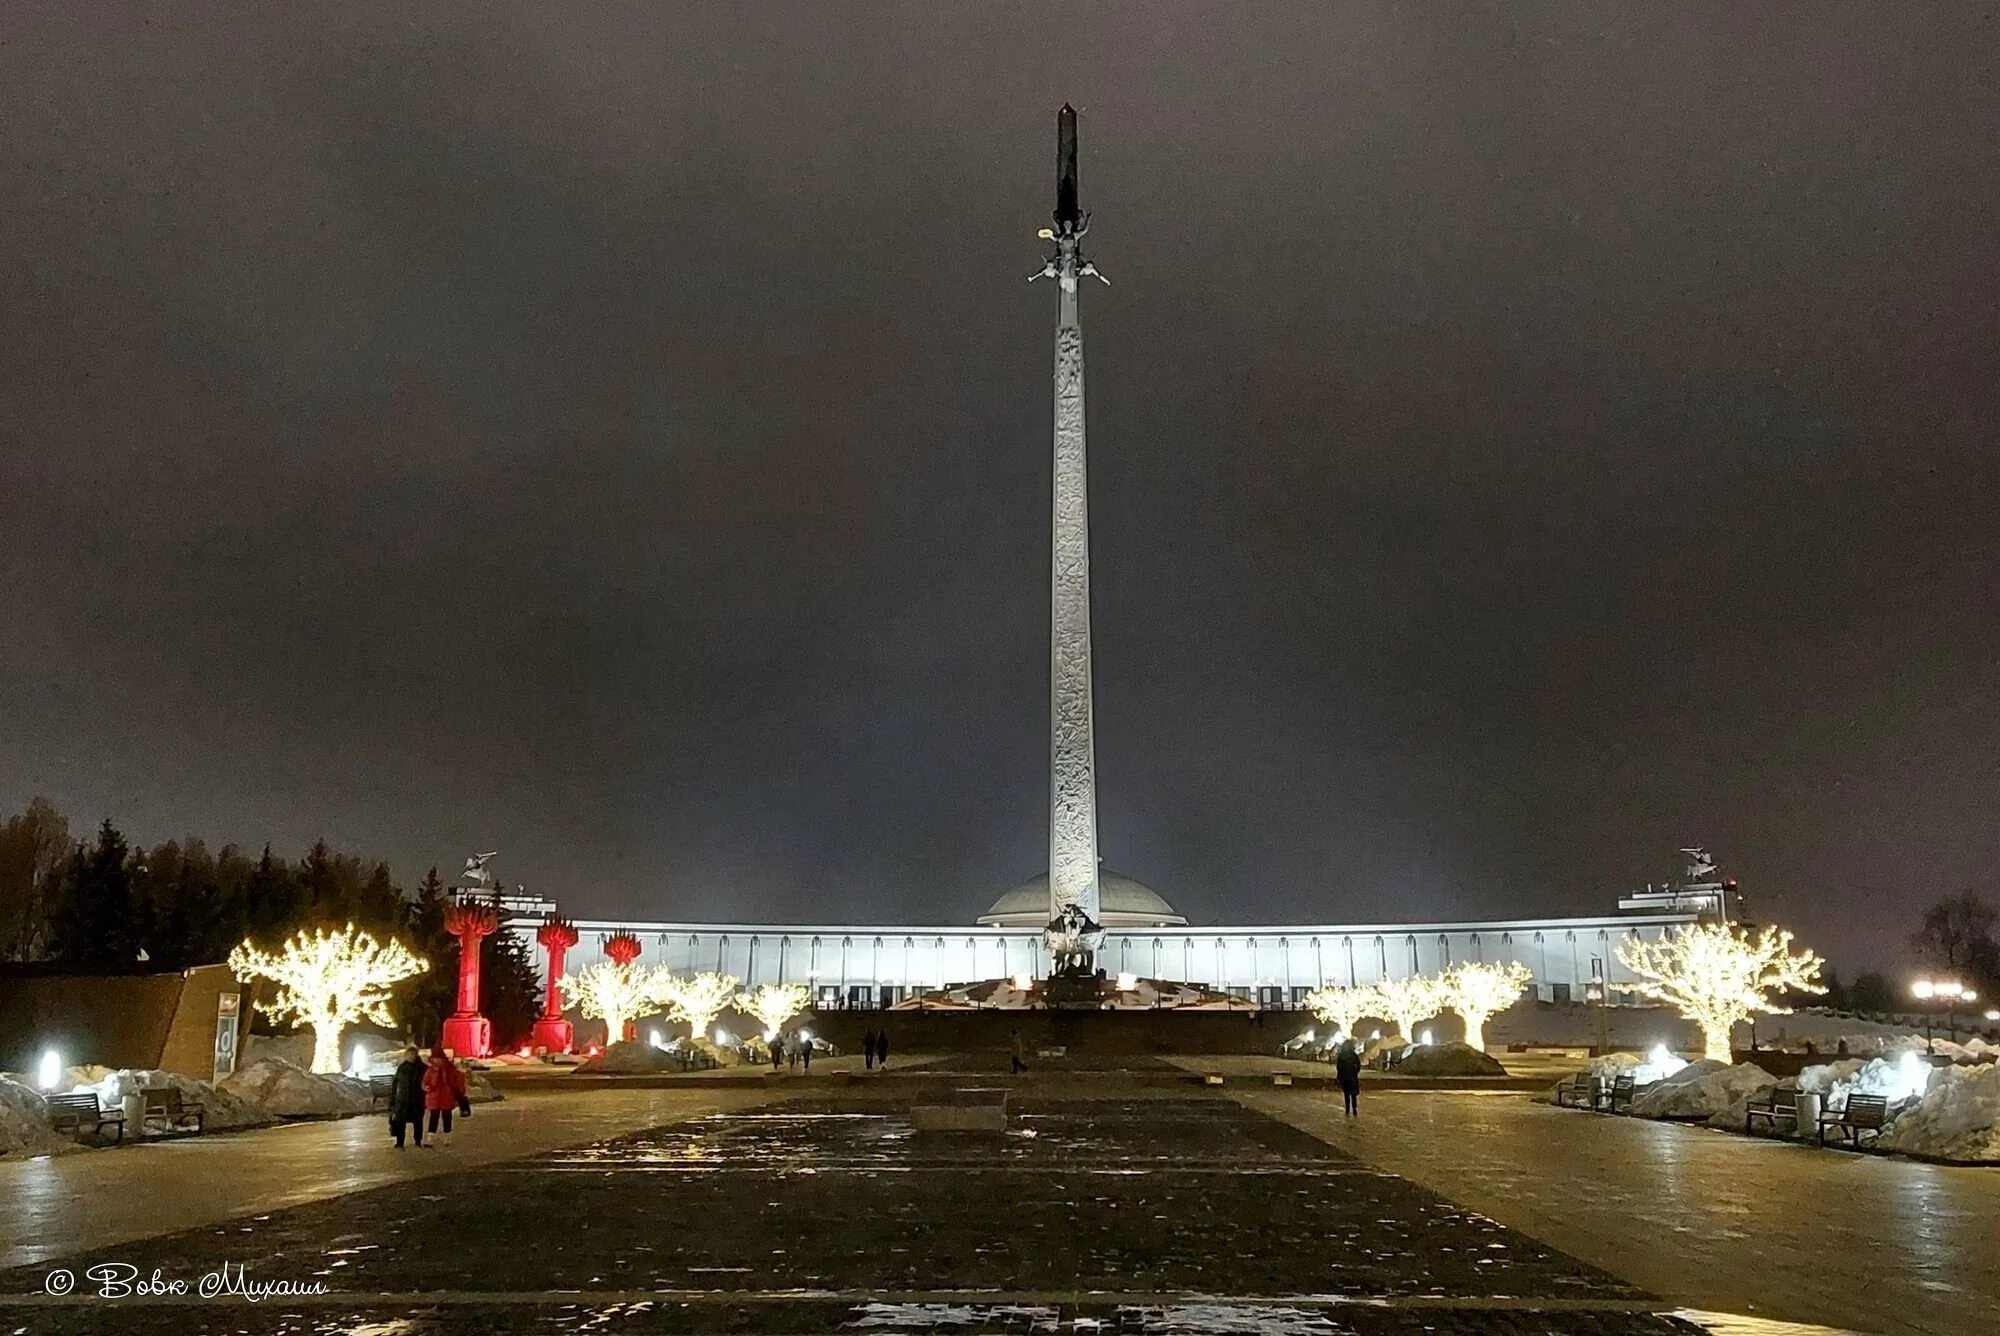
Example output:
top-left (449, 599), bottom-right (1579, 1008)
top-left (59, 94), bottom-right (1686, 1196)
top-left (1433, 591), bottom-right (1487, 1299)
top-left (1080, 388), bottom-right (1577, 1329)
top-left (1033, 105), bottom-right (1111, 1001)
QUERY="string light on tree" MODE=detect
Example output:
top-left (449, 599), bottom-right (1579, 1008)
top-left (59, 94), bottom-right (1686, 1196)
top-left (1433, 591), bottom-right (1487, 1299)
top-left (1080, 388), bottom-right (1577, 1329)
top-left (1302, 982), bottom-right (1385, 1042)
top-left (557, 935), bottom-right (662, 1049)
top-left (1439, 962), bottom-right (1534, 1053)
top-left (1374, 973), bottom-right (1450, 1047)
top-left (737, 982), bottom-right (811, 1039)
top-left (227, 926), bottom-right (428, 1074)
top-left (659, 971), bottom-right (741, 1041)
top-left (1617, 922), bottom-right (1824, 1063)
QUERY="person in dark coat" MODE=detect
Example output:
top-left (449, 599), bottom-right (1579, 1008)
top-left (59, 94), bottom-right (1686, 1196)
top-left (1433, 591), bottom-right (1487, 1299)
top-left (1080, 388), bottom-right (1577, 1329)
top-left (800, 1037), bottom-right (812, 1072)
top-left (1335, 1039), bottom-right (1362, 1117)
top-left (1009, 1028), bottom-right (1028, 1075)
top-left (388, 1045), bottom-right (427, 1148)
top-left (875, 1029), bottom-right (890, 1069)
top-left (769, 1035), bottom-right (784, 1070)
top-left (863, 1027), bottom-right (877, 1070)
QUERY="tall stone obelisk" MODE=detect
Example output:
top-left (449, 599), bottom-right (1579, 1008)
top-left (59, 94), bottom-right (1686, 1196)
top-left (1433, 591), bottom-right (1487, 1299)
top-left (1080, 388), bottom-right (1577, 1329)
top-left (1035, 104), bottom-right (1107, 953)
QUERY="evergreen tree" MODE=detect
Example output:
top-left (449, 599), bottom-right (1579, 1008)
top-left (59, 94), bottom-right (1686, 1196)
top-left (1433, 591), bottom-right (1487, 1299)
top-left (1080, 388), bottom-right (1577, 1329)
top-left (46, 819), bottom-right (141, 965)
top-left (398, 866), bottom-right (455, 1043)
top-left (481, 927), bottom-right (545, 1050)
top-left (0, 796), bottom-right (70, 960)
top-left (240, 845), bottom-right (303, 942)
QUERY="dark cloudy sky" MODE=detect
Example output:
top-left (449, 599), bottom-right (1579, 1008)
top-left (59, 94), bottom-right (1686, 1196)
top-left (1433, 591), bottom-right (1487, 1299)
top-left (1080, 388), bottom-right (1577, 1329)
top-left (3, 4), bottom-right (1996, 968)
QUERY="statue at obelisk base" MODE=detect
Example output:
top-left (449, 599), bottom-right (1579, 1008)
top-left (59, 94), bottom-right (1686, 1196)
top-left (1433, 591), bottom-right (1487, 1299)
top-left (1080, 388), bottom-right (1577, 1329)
top-left (531, 916), bottom-right (580, 1053)
top-left (440, 894), bottom-right (502, 1057)
top-left (601, 931), bottom-right (643, 1043)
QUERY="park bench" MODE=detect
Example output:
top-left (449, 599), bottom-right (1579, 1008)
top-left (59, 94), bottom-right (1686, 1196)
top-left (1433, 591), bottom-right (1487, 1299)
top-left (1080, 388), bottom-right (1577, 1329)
top-left (45, 1092), bottom-right (125, 1143)
top-left (1554, 1074), bottom-right (1600, 1109)
top-left (1819, 1092), bottom-right (1893, 1149)
top-left (367, 1074), bottom-right (394, 1107)
top-left (140, 1086), bottom-right (205, 1135)
top-left (1601, 1074), bottom-right (1639, 1114)
top-left (1745, 1087), bottom-right (1799, 1136)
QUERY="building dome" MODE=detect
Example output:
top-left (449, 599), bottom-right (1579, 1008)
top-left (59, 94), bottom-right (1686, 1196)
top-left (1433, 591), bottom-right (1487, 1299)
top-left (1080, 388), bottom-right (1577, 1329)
top-left (976, 870), bottom-right (1188, 928)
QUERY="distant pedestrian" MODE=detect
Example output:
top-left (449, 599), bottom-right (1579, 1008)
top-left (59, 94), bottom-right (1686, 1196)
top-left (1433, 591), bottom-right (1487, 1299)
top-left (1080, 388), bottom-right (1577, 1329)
top-left (388, 1045), bottom-right (426, 1148)
top-left (770, 1035), bottom-right (785, 1070)
top-left (1335, 1039), bottom-right (1362, 1117)
top-left (800, 1038), bottom-right (812, 1072)
top-left (876, 1030), bottom-right (890, 1069)
top-left (787, 1039), bottom-right (800, 1072)
top-left (863, 1028), bottom-right (878, 1070)
top-left (1009, 1028), bottom-right (1028, 1076)
top-left (423, 1047), bottom-right (467, 1138)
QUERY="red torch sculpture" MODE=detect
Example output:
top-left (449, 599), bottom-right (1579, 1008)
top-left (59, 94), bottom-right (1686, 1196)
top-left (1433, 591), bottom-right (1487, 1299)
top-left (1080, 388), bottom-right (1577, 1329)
top-left (531, 916), bottom-right (581, 1054)
top-left (602, 931), bottom-right (642, 1043)
top-left (440, 895), bottom-right (502, 1058)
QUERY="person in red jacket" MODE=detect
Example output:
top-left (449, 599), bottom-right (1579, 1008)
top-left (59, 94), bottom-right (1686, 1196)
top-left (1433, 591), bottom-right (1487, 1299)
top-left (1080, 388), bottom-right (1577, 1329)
top-left (422, 1048), bottom-right (467, 1139)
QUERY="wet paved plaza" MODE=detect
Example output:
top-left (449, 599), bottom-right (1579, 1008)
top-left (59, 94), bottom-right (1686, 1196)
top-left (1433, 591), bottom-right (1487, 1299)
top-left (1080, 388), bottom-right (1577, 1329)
top-left (0, 1064), bottom-right (1718, 1335)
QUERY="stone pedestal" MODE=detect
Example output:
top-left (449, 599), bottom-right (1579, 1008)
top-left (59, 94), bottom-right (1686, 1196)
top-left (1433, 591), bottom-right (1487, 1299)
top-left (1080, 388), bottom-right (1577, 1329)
top-left (1042, 971), bottom-right (1108, 1010)
top-left (530, 1016), bottom-right (574, 1055)
top-left (441, 1013), bottom-right (491, 1059)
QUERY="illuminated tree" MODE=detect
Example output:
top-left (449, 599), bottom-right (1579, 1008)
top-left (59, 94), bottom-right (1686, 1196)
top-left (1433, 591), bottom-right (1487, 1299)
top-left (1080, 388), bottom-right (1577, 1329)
top-left (558, 960), bottom-right (660, 1047)
top-left (738, 982), bottom-right (812, 1038)
top-left (1374, 972), bottom-right (1449, 1046)
top-left (659, 970), bottom-right (741, 1041)
top-left (1617, 923), bottom-right (1825, 1063)
top-left (1302, 982), bottom-right (1384, 1040)
top-left (228, 926), bottom-right (428, 1073)
top-left (1439, 961), bottom-right (1533, 1052)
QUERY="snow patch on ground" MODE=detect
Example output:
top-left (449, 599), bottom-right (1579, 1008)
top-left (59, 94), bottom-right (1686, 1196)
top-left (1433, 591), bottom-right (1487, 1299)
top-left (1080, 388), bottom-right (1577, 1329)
top-left (1627, 1061), bottom-right (1774, 1120)
top-left (1877, 1063), bottom-right (2000, 1162)
top-left (70, 1068), bottom-right (272, 1131)
top-left (218, 1057), bottom-right (373, 1117)
top-left (1824, 1055), bottom-right (1933, 1111)
top-left (0, 1075), bottom-right (74, 1158)
top-left (577, 1040), bottom-right (686, 1074)
top-left (1395, 1042), bottom-right (1507, 1077)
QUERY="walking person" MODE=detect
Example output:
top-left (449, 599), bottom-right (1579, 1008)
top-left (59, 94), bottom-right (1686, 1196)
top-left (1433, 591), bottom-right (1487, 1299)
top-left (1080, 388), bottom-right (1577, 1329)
top-left (1009, 1028), bottom-right (1028, 1076)
top-left (388, 1045), bottom-right (426, 1148)
top-left (1335, 1038), bottom-right (1362, 1117)
top-left (770, 1035), bottom-right (784, 1071)
top-left (863, 1027), bottom-right (877, 1070)
top-left (423, 1047), bottom-right (467, 1140)
top-left (800, 1037), bottom-right (812, 1072)
top-left (876, 1029), bottom-right (890, 1070)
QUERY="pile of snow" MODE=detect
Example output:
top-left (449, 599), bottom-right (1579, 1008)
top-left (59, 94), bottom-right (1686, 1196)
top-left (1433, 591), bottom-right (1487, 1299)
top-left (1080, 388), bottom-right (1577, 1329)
top-left (578, 1040), bottom-right (685, 1074)
top-left (240, 1033), bottom-right (317, 1068)
top-left (1627, 1061), bottom-right (1774, 1120)
top-left (70, 1069), bottom-right (271, 1132)
top-left (1396, 1042), bottom-right (1507, 1077)
top-left (0, 1075), bottom-right (72, 1158)
top-left (1795, 1059), bottom-right (1866, 1096)
top-left (463, 1066), bottom-right (501, 1104)
top-left (218, 1058), bottom-right (373, 1117)
top-left (1877, 1063), bottom-right (2000, 1162)
top-left (1824, 1054), bottom-right (1935, 1111)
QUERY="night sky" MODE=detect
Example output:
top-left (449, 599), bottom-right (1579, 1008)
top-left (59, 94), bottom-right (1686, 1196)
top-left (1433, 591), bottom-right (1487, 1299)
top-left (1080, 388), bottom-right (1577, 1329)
top-left (4, 5), bottom-right (1997, 968)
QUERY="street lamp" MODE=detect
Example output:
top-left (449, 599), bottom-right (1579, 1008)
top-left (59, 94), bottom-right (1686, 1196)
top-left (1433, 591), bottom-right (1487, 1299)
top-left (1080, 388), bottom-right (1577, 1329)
top-left (1912, 978), bottom-right (1973, 1053)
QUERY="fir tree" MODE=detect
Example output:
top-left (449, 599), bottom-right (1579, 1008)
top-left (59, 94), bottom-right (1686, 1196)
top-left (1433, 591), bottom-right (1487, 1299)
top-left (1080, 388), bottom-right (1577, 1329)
top-left (46, 819), bottom-right (141, 965)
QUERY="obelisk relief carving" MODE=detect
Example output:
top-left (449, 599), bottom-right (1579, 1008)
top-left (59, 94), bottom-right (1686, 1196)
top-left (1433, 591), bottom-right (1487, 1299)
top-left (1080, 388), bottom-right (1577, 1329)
top-left (1032, 104), bottom-right (1108, 971)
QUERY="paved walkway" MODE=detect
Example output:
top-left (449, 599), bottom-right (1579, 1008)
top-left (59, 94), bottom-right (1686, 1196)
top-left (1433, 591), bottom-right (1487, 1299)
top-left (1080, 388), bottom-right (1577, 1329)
top-left (1238, 1087), bottom-right (2000, 1336)
top-left (0, 1085), bottom-right (782, 1271)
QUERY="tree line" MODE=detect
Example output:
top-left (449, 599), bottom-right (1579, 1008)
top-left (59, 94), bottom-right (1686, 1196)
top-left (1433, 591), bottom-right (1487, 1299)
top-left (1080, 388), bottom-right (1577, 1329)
top-left (0, 797), bottom-right (542, 1048)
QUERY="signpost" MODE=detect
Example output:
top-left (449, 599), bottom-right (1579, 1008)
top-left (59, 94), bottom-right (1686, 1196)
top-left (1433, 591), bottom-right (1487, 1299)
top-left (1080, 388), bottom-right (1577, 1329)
top-left (213, 991), bottom-right (241, 1082)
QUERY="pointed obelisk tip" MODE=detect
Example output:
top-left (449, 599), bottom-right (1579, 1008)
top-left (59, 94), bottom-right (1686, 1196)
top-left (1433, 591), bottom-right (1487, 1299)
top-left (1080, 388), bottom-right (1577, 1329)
top-left (1055, 103), bottom-right (1080, 225)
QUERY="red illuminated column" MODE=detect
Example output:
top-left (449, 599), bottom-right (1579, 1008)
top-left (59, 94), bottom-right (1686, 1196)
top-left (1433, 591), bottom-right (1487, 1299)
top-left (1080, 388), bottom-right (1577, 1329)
top-left (440, 896), bottom-right (502, 1057)
top-left (531, 916), bottom-right (581, 1053)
